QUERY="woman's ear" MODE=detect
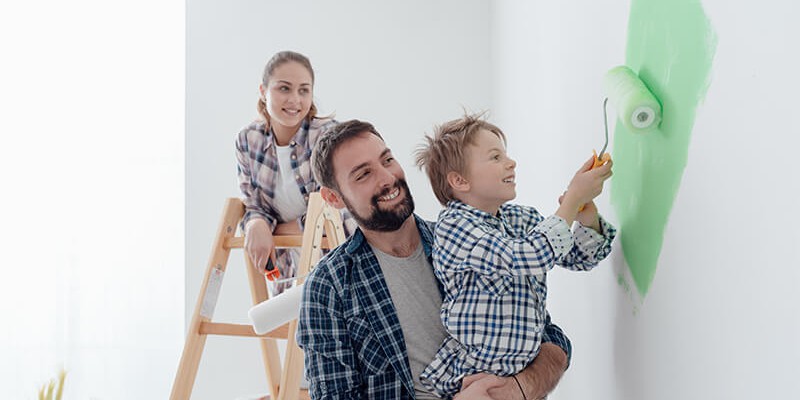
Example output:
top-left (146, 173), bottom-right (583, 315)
top-left (447, 171), bottom-right (470, 193)
top-left (320, 186), bottom-right (346, 210)
top-left (259, 84), bottom-right (266, 100)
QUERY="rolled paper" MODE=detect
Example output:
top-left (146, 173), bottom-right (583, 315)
top-left (604, 66), bottom-right (662, 133)
top-left (248, 283), bottom-right (304, 335)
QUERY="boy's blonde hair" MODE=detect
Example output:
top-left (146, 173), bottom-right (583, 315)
top-left (415, 113), bottom-right (506, 206)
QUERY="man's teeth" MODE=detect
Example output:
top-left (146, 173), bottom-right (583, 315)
top-left (503, 177), bottom-right (515, 183)
top-left (379, 188), bottom-right (400, 201)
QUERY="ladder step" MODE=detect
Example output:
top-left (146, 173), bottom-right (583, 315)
top-left (225, 236), bottom-right (334, 250)
top-left (199, 322), bottom-right (289, 339)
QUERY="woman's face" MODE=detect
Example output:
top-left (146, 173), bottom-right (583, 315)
top-left (262, 61), bottom-right (313, 132)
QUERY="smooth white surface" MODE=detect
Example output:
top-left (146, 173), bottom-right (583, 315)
top-left (0, 1), bottom-right (184, 399)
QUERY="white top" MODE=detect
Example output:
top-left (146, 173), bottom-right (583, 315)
top-left (271, 144), bottom-right (307, 222)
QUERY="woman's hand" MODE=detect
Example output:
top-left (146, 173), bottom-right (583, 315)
top-left (244, 218), bottom-right (275, 274)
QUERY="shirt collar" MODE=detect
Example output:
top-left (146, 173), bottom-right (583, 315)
top-left (261, 119), bottom-right (311, 152)
top-left (445, 199), bottom-right (506, 225)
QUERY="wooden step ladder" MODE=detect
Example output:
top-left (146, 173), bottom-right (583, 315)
top-left (171, 193), bottom-right (346, 400)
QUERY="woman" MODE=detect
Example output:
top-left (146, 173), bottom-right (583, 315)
top-left (235, 51), bottom-right (352, 294)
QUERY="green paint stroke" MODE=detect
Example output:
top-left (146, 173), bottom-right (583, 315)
top-left (611, 0), bottom-right (717, 296)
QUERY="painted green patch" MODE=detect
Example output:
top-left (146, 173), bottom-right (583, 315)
top-left (611, 0), bottom-right (716, 296)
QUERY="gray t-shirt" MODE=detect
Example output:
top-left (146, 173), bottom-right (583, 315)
top-left (371, 244), bottom-right (448, 400)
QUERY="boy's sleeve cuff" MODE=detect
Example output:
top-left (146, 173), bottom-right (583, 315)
top-left (533, 215), bottom-right (574, 259)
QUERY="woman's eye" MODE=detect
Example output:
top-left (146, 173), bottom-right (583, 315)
top-left (299, 88), bottom-right (310, 95)
top-left (279, 86), bottom-right (289, 92)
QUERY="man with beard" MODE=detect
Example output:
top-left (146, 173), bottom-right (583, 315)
top-left (297, 120), bottom-right (571, 400)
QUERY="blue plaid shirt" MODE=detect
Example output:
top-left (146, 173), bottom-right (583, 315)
top-left (297, 214), bottom-right (574, 399)
top-left (420, 200), bottom-right (616, 397)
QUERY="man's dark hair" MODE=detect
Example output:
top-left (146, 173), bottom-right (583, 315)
top-left (312, 119), bottom-right (384, 191)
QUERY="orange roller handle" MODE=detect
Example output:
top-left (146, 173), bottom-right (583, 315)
top-left (263, 253), bottom-right (281, 281)
top-left (578, 150), bottom-right (612, 212)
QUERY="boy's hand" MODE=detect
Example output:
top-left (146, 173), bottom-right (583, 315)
top-left (576, 201), bottom-right (601, 231)
top-left (565, 156), bottom-right (613, 206)
top-left (559, 193), bottom-right (600, 231)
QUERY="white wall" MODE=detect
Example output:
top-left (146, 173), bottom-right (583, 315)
top-left (493, 1), bottom-right (800, 399)
top-left (186, 1), bottom-right (491, 398)
top-left (1, 1), bottom-right (184, 399)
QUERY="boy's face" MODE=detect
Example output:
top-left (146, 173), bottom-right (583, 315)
top-left (461, 129), bottom-right (517, 214)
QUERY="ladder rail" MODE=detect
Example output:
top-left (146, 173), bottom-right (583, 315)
top-left (170, 193), bottom-right (343, 400)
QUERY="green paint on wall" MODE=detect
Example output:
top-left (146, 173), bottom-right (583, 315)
top-left (611, 0), bottom-right (716, 296)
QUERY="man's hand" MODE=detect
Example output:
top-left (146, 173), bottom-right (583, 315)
top-left (455, 373), bottom-right (520, 400)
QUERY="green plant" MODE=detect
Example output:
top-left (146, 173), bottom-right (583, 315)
top-left (38, 369), bottom-right (66, 400)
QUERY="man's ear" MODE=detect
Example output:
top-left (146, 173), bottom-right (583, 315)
top-left (320, 186), bottom-right (346, 210)
top-left (447, 171), bottom-right (470, 193)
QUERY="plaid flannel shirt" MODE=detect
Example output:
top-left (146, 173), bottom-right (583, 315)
top-left (235, 117), bottom-right (354, 293)
top-left (420, 200), bottom-right (616, 397)
top-left (297, 215), bottom-right (573, 399)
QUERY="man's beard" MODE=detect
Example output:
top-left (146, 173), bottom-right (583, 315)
top-left (342, 178), bottom-right (415, 232)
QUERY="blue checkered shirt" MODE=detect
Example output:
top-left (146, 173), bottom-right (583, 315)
top-left (420, 200), bottom-right (616, 397)
top-left (297, 215), bottom-right (574, 399)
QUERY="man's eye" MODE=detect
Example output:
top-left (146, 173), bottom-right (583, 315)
top-left (357, 171), bottom-right (370, 181)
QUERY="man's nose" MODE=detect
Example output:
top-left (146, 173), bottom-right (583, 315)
top-left (376, 166), bottom-right (396, 187)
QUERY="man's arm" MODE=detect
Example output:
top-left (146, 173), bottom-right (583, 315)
top-left (514, 342), bottom-right (569, 399)
top-left (297, 267), bottom-right (364, 400)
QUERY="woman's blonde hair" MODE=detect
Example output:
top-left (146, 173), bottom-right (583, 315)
top-left (256, 51), bottom-right (319, 126)
top-left (415, 112), bottom-right (506, 206)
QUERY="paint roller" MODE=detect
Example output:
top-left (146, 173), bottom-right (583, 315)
top-left (579, 65), bottom-right (661, 210)
top-left (248, 256), bottom-right (304, 335)
top-left (594, 65), bottom-right (661, 166)
top-left (249, 282), bottom-right (304, 335)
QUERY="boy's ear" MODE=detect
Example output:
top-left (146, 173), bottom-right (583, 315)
top-left (320, 186), bottom-right (346, 210)
top-left (447, 171), bottom-right (470, 193)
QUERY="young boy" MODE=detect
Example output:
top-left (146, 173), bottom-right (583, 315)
top-left (414, 113), bottom-right (616, 398)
